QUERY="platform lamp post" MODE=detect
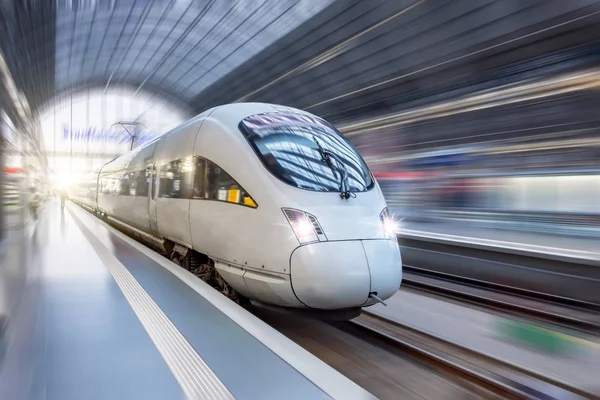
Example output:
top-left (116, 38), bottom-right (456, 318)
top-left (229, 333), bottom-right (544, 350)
top-left (110, 121), bottom-right (147, 151)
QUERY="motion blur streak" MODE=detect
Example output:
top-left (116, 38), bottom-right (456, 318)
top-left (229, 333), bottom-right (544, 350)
top-left (1, 1), bottom-right (600, 399)
top-left (234, 0), bottom-right (427, 102)
top-left (341, 69), bottom-right (600, 135)
top-left (307, 8), bottom-right (600, 110)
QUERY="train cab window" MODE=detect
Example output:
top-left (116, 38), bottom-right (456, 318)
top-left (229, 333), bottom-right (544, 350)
top-left (158, 157), bottom-right (194, 199)
top-left (202, 159), bottom-right (257, 208)
top-left (239, 112), bottom-right (373, 193)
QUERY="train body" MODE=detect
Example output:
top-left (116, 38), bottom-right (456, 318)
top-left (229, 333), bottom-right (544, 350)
top-left (72, 103), bottom-right (402, 318)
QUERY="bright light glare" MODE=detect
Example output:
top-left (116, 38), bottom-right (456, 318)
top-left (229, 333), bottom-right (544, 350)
top-left (383, 218), bottom-right (397, 237)
top-left (284, 208), bottom-right (319, 243)
top-left (39, 88), bottom-right (190, 180)
top-left (51, 172), bottom-right (75, 190)
top-left (293, 218), bottom-right (316, 239)
top-left (181, 157), bottom-right (194, 173)
top-left (380, 207), bottom-right (399, 238)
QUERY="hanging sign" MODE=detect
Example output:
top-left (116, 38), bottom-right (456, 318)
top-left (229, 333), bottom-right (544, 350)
top-left (61, 125), bottom-right (162, 145)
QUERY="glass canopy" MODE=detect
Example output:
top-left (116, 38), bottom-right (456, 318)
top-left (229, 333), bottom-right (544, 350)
top-left (55, 0), bottom-right (333, 102)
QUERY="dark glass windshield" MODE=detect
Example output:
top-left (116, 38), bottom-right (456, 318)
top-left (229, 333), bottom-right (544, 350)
top-left (239, 112), bottom-right (374, 192)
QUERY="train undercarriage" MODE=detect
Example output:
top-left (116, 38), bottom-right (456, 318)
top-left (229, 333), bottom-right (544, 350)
top-left (92, 207), bottom-right (251, 307)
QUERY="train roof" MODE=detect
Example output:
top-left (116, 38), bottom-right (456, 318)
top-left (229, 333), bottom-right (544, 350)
top-left (100, 103), bottom-right (319, 173)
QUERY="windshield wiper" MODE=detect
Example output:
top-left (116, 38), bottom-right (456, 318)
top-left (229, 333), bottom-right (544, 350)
top-left (313, 136), bottom-right (353, 199)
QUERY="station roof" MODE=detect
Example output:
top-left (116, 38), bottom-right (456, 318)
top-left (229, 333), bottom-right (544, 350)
top-left (191, 0), bottom-right (600, 128)
top-left (1, 0), bottom-right (599, 147)
top-left (0, 0), bottom-right (333, 119)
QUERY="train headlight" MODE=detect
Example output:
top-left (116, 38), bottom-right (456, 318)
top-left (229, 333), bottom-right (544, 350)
top-left (380, 207), bottom-right (397, 239)
top-left (283, 208), bottom-right (320, 244)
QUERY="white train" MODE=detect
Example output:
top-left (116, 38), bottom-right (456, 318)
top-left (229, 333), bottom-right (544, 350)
top-left (72, 103), bottom-right (402, 319)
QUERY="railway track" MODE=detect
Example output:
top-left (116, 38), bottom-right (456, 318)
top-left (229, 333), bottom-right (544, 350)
top-left (349, 312), bottom-right (594, 400)
top-left (257, 306), bottom-right (594, 399)
top-left (402, 265), bottom-right (600, 335)
top-left (399, 237), bottom-right (600, 306)
top-left (258, 310), bottom-right (502, 399)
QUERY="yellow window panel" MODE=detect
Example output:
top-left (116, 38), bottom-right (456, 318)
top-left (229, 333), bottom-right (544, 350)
top-left (228, 188), bottom-right (241, 203)
top-left (244, 196), bottom-right (257, 208)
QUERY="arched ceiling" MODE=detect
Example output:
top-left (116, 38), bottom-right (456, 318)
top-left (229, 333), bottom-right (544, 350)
top-left (2, 0), bottom-right (600, 147)
top-left (0, 0), bottom-right (334, 119)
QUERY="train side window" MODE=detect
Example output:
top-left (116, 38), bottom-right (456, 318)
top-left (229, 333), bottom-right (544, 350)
top-left (180, 157), bottom-right (194, 199)
top-left (109, 174), bottom-right (119, 195)
top-left (107, 174), bottom-right (116, 195)
top-left (128, 172), bottom-right (138, 196)
top-left (159, 162), bottom-right (174, 198)
top-left (119, 172), bottom-right (130, 196)
top-left (193, 157), bottom-right (206, 198)
top-left (158, 157), bottom-right (194, 199)
top-left (204, 160), bottom-right (257, 208)
top-left (136, 167), bottom-right (150, 197)
top-left (150, 164), bottom-right (157, 200)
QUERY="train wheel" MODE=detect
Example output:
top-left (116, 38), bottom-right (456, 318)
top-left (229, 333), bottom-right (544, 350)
top-left (171, 249), bottom-right (202, 272)
top-left (170, 251), bottom-right (188, 270)
top-left (172, 249), bottom-right (251, 307)
top-left (213, 271), bottom-right (251, 307)
top-left (170, 252), bottom-right (181, 266)
top-left (214, 272), bottom-right (235, 299)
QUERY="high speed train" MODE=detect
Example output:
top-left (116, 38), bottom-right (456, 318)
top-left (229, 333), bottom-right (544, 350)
top-left (72, 103), bottom-right (402, 319)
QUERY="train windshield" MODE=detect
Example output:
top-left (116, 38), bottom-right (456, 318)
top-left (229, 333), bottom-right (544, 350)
top-left (239, 112), bottom-right (374, 192)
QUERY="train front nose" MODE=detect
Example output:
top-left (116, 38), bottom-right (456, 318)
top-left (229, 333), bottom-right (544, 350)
top-left (289, 240), bottom-right (402, 310)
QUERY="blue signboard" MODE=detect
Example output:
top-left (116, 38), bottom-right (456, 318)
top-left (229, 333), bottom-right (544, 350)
top-left (61, 125), bottom-right (162, 146)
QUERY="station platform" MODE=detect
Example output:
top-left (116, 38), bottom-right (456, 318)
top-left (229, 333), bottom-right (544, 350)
top-left (0, 201), bottom-right (373, 400)
top-left (399, 220), bottom-right (599, 264)
top-left (0, 207), bottom-right (29, 336)
top-left (369, 289), bottom-right (600, 398)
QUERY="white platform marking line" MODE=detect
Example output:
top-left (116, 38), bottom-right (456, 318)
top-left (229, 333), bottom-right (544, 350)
top-left (70, 205), bottom-right (375, 400)
top-left (108, 261), bottom-right (211, 397)
top-left (81, 224), bottom-right (234, 400)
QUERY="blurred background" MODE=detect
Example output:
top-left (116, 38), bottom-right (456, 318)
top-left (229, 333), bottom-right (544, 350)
top-left (0, 0), bottom-right (598, 238)
top-left (0, 0), bottom-right (599, 398)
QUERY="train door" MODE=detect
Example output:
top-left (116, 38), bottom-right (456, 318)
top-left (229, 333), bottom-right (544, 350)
top-left (148, 163), bottom-right (160, 237)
